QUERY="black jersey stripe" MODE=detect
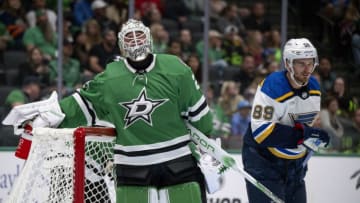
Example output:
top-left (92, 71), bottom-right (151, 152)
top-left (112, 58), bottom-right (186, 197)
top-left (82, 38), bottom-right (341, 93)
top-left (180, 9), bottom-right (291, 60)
top-left (75, 91), bottom-right (96, 126)
top-left (114, 140), bottom-right (190, 156)
top-left (188, 100), bottom-right (207, 117)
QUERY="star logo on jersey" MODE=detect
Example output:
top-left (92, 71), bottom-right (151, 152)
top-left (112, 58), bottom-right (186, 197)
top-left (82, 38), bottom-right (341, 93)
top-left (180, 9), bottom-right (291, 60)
top-left (120, 88), bottom-right (168, 128)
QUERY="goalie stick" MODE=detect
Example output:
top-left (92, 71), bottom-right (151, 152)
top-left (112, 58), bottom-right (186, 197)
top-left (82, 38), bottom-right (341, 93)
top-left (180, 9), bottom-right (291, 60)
top-left (187, 123), bottom-right (285, 203)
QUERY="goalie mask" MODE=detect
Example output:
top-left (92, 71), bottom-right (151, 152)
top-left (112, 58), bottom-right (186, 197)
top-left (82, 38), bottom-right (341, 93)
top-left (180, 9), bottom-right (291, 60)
top-left (283, 38), bottom-right (318, 87)
top-left (118, 19), bottom-right (153, 61)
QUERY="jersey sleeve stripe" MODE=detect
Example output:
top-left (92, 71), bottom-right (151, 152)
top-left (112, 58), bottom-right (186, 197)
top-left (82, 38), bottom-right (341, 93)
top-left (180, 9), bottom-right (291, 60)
top-left (267, 147), bottom-right (306, 159)
top-left (309, 90), bottom-right (321, 96)
top-left (181, 95), bottom-right (209, 122)
top-left (72, 92), bottom-right (94, 126)
top-left (189, 106), bottom-right (209, 122)
top-left (74, 91), bottom-right (115, 128)
top-left (188, 95), bottom-right (206, 112)
top-left (254, 123), bottom-right (275, 143)
top-left (275, 91), bottom-right (294, 102)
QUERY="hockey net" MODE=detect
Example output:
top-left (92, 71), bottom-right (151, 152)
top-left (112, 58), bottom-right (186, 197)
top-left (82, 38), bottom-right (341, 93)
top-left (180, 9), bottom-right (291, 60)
top-left (7, 127), bottom-right (117, 203)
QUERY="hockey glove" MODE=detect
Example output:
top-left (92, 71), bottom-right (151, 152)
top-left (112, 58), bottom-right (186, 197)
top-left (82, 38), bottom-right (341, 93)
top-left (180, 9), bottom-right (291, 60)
top-left (189, 138), bottom-right (222, 194)
top-left (295, 123), bottom-right (330, 151)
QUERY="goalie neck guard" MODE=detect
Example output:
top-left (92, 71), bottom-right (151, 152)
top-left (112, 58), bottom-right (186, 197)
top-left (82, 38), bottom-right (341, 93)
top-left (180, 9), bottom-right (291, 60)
top-left (118, 19), bottom-right (153, 62)
top-left (283, 38), bottom-right (318, 87)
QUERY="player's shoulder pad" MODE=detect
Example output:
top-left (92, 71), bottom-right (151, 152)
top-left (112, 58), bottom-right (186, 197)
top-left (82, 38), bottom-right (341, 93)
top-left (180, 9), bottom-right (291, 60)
top-left (260, 71), bottom-right (293, 102)
top-left (307, 75), bottom-right (321, 96)
top-left (156, 54), bottom-right (191, 74)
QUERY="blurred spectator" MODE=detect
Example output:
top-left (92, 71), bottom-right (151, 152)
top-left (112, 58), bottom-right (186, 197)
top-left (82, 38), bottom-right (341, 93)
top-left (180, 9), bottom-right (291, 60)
top-left (179, 28), bottom-right (195, 61)
top-left (17, 47), bottom-right (50, 87)
top-left (206, 84), bottom-right (230, 140)
top-left (186, 53), bottom-right (202, 83)
top-left (228, 100), bottom-right (252, 149)
top-left (62, 18), bottom-right (74, 44)
top-left (320, 96), bottom-right (345, 152)
top-left (167, 39), bottom-right (182, 58)
top-left (263, 29), bottom-right (282, 64)
top-left (23, 9), bottom-right (57, 60)
top-left (0, 22), bottom-right (11, 55)
top-left (83, 19), bottom-right (103, 52)
top-left (231, 100), bottom-right (251, 137)
top-left (234, 54), bottom-right (257, 94)
top-left (222, 25), bottom-right (247, 67)
top-left (349, 0), bottom-right (360, 67)
top-left (320, 0), bottom-right (349, 23)
top-left (135, 0), bottom-right (163, 17)
top-left (183, 0), bottom-right (204, 18)
top-left (218, 81), bottom-right (244, 118)
top-left (243, 86), bottom-right (256, 105)
top-left (246, 30), bottom-right (264, 67)
top-left (163, 1), bottom-right (189, 24)
top-left (73, 33), bottom-right (89, 73)
top-left (88, 28), bottom-right (119, 74)
top-left (330, 76), bottom-right (358, 116)
top-left (318, 56), bottom-right (337, 95)
top-left (265, 61), bottom-right (280, 74)
top-left (105, 0), bottom-right (127, 27)
top-left (49, 40), bottom-right (81, 91)
top-left (4, 76), bottom-right (41, 110)
top-left (91, 0), bottom-right (118, 31)
top-left (336, 2), bottom-right (359, 58)
top-left (143, 7), bottom-right (162, 26)
top-left (210, 0), bottom-right (227, 20)
top-left (150, 23), bottom-right (169, 53)
top-left (26, 0), bottom-right (57, 32)
top-left (73, 0), bottom-right (93, 27)
top-left (243, 1), bottom-right (272, 36)
top-left (217, 3), bottom-right (246, 36)
top-left (343, 108), bottom-right (360, 153)
top-left (196, 30), bottom-right (225, 64)
top-left (133, 9), bottom-right (143, 21)
top-left (0, 0), bottom-right (27, 49)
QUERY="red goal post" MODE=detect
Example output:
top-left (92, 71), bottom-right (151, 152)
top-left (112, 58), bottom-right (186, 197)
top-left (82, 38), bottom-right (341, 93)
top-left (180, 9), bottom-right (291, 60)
top-left (7, 127), bottom-right (117, 203)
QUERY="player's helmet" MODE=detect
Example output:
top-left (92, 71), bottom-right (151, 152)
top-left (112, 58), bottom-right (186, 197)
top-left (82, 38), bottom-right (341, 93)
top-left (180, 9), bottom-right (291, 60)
top-left (283, 38), bottom-right (318, 86)
top-left (118, 19), bottom-right (153, 61)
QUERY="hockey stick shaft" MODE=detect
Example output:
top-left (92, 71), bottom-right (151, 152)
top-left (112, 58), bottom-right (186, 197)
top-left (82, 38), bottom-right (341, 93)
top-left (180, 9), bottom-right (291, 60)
top-left (302, 150), bottom-right (314, 167)
top-left (187, 123), bottom-right (284, 203)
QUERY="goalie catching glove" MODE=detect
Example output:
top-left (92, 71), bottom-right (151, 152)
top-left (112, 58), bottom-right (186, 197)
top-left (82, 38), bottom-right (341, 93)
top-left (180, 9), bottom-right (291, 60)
top-left (295, 123), bottom-right (330, 151)
top-left (2, 91), bottom-right (65, 159)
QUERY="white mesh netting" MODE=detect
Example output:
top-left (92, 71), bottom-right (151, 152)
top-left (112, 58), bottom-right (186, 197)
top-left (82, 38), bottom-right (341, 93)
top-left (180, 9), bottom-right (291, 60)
top-left (7, 127), bottom-right (116, 203)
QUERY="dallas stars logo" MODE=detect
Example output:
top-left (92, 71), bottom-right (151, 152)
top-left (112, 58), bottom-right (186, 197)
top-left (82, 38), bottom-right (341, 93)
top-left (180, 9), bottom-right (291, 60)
top-left (120, 88), bottom-right (168, 128)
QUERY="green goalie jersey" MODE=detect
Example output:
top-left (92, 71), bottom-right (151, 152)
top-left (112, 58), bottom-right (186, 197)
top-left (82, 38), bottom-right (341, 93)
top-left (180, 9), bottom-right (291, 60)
top-left (58, 54), bottom-right (213, 166)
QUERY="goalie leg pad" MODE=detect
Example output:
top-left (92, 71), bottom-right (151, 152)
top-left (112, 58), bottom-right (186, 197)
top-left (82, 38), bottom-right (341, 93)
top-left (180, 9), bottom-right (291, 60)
top-left (159, 182), bottom-right (203, 203)
top-left (116, 185), bottom-right (158, 203)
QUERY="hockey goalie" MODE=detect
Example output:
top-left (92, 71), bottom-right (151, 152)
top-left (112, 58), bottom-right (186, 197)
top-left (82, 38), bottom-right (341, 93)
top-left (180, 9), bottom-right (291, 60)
top-left (2, 19), bottom-right (225, 203)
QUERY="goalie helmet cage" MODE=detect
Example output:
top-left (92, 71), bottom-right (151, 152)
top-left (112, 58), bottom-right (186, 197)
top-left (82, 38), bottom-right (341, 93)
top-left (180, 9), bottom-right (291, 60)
top-left (7, 127), bottom-right (117, 203)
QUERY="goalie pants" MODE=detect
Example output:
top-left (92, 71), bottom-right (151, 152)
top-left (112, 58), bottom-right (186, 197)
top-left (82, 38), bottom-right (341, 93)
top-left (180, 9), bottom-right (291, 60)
top-left (116, 154), bottom-right (206, 203)
top-left (242, 144), bottom-right (308, 203)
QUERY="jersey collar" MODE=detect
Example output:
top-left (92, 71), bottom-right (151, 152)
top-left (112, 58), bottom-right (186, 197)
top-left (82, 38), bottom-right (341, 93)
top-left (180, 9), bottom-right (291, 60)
top-left (124, 54), bottom-right (156, 73)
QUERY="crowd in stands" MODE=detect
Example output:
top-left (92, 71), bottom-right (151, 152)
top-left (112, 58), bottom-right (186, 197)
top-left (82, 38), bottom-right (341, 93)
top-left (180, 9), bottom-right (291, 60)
top-left (0, 0), bottom-right (359, 154)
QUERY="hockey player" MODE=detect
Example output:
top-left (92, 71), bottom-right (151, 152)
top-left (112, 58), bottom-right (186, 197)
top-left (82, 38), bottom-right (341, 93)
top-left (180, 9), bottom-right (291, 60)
top-left (4, 19), bottom-right (212, 203)
top-left (242, 38), bottom-right (330, 203)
